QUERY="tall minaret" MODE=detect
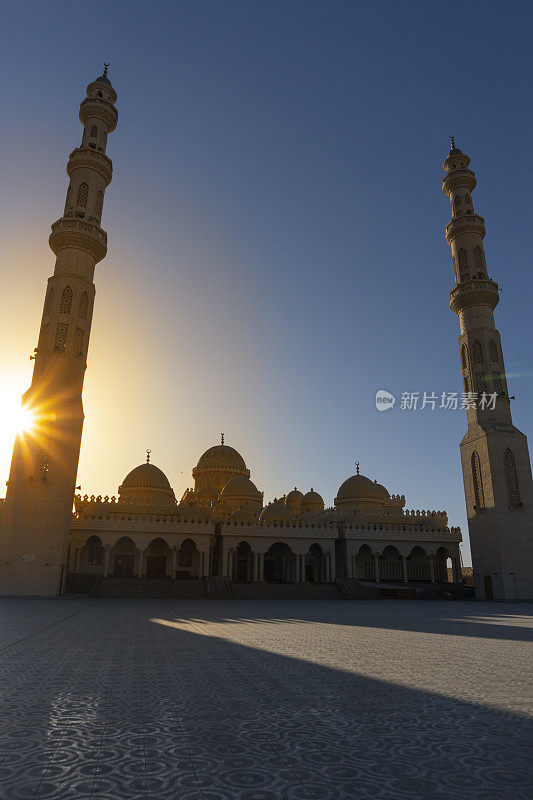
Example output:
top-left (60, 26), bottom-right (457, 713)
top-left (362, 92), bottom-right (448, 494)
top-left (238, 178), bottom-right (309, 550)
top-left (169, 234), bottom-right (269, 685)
top-left (0, 68), bottom-right (118, 596)
top-left (443, 141), bottom-right (533, 600)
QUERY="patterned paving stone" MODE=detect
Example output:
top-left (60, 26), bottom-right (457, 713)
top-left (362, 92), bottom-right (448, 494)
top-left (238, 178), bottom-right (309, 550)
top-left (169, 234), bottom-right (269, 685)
top-left (0, 598), bottom-right (532, 799)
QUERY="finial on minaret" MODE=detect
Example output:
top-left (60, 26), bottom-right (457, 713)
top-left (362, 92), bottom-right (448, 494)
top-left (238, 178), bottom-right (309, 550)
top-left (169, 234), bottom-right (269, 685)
top-left (221, 433), bottom-right (224, 445)
top-left (146, 448), bottom-right (151, 463)
top-left (355, 461), bottom-right (360, 475)
top-left (103, 63), bottom-right (109, 78)
top-left (450, 135), bottom-right (455, 150)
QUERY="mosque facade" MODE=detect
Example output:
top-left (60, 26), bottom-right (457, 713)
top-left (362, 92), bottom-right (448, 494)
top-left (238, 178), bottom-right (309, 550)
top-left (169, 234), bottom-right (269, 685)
top-left (69, 439), bottom-right (462, 590)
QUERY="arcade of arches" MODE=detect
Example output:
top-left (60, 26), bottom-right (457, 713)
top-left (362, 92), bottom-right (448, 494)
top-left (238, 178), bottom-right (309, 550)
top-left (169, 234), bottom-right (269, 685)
top-left (69, 441), bottom-right (462, 585)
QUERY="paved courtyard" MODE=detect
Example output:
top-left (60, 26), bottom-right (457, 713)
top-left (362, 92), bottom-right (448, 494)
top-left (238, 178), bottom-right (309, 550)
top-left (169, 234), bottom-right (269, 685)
top-left (0, 599), bottom-right (532, 800)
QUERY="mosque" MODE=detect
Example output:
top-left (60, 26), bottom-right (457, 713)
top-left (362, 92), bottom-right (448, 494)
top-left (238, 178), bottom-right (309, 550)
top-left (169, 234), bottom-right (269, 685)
top-left (69, 438), bottom-right (462, 591)
top-left (1, 68), bottom-right (532, 599)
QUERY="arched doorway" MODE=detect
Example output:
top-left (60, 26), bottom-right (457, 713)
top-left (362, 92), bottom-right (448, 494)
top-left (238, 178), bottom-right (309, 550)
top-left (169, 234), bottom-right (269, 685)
top-left (306, 543), bottom-right (324, 583)
top-left (113, 536), bottom-right (136, 577)
top-left (408, 546), bottom-right (430, 582)
top-left (146, 538), bottom-right (169, 578)
top-left (84, 535), bottom-right (103, 568)
top-left (264, 542), bottom-right (294, 583)
top-left (435, 546), bottom-right (449, 583)
top-left (380, 546), bottom-right (402, 582)
top-left (354, 545), bottom-right (374, 580)
top-left (177, 538), bottom-right (198, 578)
top-left (236, 541), bottom-right (252, 582)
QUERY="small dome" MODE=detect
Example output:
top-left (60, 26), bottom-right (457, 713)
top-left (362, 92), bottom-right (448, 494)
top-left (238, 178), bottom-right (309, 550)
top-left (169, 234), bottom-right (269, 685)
top-left (212, 502), bottom-right (232, 519)
top-left (219, 475), bottom-right (262, 502)
top-left (301, 489), bottom-right (324, 513)
top-left (231, 506), bottom-right (260, 523)
top-left (335, 474), bottom-right (390, 507)
top-left (285, 488), bottom-right (303, 511)
top-left (260, 501), bottom-right (293, 523)
top-left (118, 462), bottom-right (175, 506)
top-left (196, 486), bottom-right (219, 506)
top-left (195, 444), bottom-right (248, 474)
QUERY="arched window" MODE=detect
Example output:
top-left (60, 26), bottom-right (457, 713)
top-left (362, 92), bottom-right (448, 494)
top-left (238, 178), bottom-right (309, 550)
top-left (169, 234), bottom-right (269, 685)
top-left (471, 451), bottom-right (484, 510)
top-left (489, 339), bottom-right (498, 362)
top-left (78, 291), bottom-right (89, 320)
top-left (461, 344), bottom-right (468, 371)
top-left (74, 328), bottom-right (84, 355)
top-left (94, 190), bottom-right (103, 219)
top-left (76, 182), bottom-right (88, 208)
top-left (492, 373), bottom-right (503, 394)
top-left (458, 248), bottom-right (468, 280)
top-left (454, 195), bottom-right (461, 206)
top-left (472, 339), bottom-right (483, 364)
top-left (474, 246), bottom-right (483, 270)
top-left (44, 286), bottom-right (54, 314)
top-left (476, 372), bottom-right (487, 394)
top-left (465, 194), bottom-right (472, 205)
top-left (504, 449), bottom-right (521, 507)
top-left (59, 286), bottom-right (72, 314)
top-left (90, 125), bottom-right (97, 138)
top-left (54, 323), bottom-right (68, 351)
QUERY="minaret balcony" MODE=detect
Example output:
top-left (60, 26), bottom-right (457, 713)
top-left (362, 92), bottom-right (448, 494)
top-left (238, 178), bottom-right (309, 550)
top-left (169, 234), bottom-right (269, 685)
top-left (49, 217), bottom-right (107, 263)
top-left (449, 278), bottom-right (499, 314)
top-left (79, 97), bottom-right (118, 132)
top-left (67, 147), bottom-right (113, 185)
top-left (445, 213), bottom-right (485, 244)
top-left (442, 168), bottom-right (476, 195)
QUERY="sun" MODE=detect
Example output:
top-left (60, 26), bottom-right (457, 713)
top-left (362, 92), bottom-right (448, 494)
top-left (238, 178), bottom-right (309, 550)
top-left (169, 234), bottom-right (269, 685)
top-left (13, 405), bottom-right (36, 435)
top-left (0, 384), bottom-right (36, 457)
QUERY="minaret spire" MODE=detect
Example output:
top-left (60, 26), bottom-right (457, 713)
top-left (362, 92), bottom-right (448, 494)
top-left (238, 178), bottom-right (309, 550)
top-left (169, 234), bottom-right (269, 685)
top-left (442, 145), bottom-right (533, 600)
top-left (0, 72), bottom-right (118, 596)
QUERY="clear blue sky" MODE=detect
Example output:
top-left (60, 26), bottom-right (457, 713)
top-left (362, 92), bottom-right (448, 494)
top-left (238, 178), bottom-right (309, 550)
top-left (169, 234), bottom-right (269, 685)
top-left (1, 0), bottom-right (532, 565)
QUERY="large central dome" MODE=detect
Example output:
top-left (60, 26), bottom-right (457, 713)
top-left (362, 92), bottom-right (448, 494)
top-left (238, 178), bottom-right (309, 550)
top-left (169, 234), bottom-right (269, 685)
top-left (335, 473), bottom-right (389, 509)
top-left (192, 439), bottom-right (250, 491)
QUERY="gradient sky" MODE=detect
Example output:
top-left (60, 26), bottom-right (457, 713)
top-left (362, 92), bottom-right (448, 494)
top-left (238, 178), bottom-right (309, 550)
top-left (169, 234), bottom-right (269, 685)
top-left (1, 0), bottom-right (532, 566)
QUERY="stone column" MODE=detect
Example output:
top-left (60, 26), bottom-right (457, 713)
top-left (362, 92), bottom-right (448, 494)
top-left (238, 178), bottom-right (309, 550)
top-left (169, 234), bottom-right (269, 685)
top-left (74, 547), bottom-right (82, 573)
top-left (452, 556), bottom-right (461, 583)
top-left (374, 553), bottom-right (380, 582)
top-left (203, 550), bottom-right (210, 577)
top-left (253, 552), bottom-right (259, 581)
top-left (429, 554), bottom-right (436, 583)
top-left (402, 556), bottom-right (408, 583)
top-left (102, 546), bottom-right (111, 578)
top-left (329, 551), bottom-right (336, 582)
top-left (137, 547), bottom-right (146, 578)
top-left (227, 549), bottom-right (234, 580)
top-left (171, 548), bottom-right (177, 578)
top-left (258, 553), bottom-right (264, 581)
top-left (299, 554), bottom-right (306, 582)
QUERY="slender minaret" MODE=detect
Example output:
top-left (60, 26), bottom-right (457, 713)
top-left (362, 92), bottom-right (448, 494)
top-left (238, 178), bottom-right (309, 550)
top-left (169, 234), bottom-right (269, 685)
top-left (443, 140), bottom-right (533, 600)
top-left (0, 68), bottom-right (118, 596)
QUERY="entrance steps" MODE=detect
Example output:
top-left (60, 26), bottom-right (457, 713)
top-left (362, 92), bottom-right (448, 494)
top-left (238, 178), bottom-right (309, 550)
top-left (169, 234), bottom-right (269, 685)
top-left (231, 582), bottom-right (268, 599)
top-left (336, 578), bottom-right (369, 600)
top-left (140, 579), bottom-right (174, 599)
top-left (204, 576), bottom-right (233, 598)
top-left (95, 577), bottom-right (140, 598)
top-left (173, 579), bottom-right (206, 599)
